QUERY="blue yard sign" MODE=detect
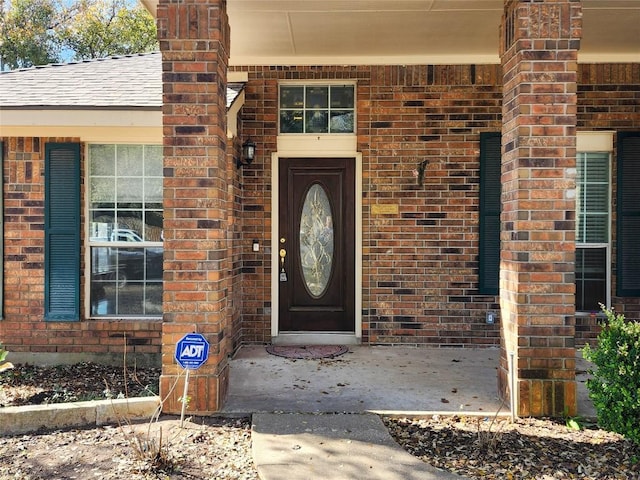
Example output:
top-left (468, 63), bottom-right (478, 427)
top-left (175, 333), bottom-right (210, 370)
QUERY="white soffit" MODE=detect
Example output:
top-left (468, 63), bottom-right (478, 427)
top-left (226, 0), bottom-right (503, 65)
top-left (142, 0), bottom-right (640, 65)
top-left (580, 2), bottom-right (640, 63)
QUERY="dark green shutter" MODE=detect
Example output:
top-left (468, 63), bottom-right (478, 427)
top-left (617, 132), bottom-right (640, 297)
top-left (479, 132), bottom-right (501, 295)
top-left (0, 141), bottom-right (3, 319)
top-left (45, 143), bottom-right (80, 320)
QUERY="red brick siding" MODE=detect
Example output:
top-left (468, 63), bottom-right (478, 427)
top-left (229, 137), bottom-right (244, 352)
top-left (0, 137), bottom-right (162, 357)
top-left (576, 64), bottom-right (640, 346)
top-left (499, 0), bottom-right (581, 417)
top-left (1, 64), bottom-right (637, 360)
top-left (157, 0), bottom-right (233, 413)
top-left (231, 64), bottom-right (504, 347)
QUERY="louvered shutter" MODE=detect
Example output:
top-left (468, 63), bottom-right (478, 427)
top-left (45, 143), bottom-right (80, 320)
top-left (479, 132), bottom-right (501, 295)
top-left (0, 142), bottom-right (3, 319)
top-left (617, 132), bottom-right (640, 297)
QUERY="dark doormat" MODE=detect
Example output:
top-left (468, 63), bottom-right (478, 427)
top-left (265, 345), bottom-right (349, 360)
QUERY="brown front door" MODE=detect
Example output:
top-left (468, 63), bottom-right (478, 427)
top-left (279, 158), bottom-right (355, 332)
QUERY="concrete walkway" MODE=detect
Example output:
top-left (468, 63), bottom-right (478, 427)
top-left (227, 345), bottom-right (596, 480)
top-left (1, 346), bottom-right (595, 480)
top-left (229, 346), bottom-right (504, 480)
top-left (223, 346), bottom-right (507, 414)
top-left (252, 412), bottom-right (461, 480)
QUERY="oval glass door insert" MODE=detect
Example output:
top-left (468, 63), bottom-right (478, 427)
top-left (299, 184), bottom-right (334, 298)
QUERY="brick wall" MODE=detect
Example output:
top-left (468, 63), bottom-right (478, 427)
top-left (0, 137), bottom-right (162, 362)
top-left (229, 136), bottom-right (244, 352)
top-left (232, 64), bottom-right (504, 347)
top-left (157, 0), bottom-right (233, 413)
top-left (238, 76), bottom-right (276, 343)
top-left (1, 62), bottom-right (637, 364)
top-left (576, 63), bottom-right (640, 346)
top-left (499, 0), bottom-right (581, 417)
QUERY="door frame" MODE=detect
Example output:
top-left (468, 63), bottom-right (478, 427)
top-left (271, 139), bottom-right (362, 345)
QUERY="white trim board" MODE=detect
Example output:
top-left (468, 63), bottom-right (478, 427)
top-left (271, 140), bottom-right (362, 344)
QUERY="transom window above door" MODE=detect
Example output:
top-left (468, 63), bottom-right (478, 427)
top-left (279, 84), bottom-right (355, 134)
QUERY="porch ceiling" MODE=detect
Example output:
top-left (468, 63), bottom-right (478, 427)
top-left (142, 0), bottom-right (640, 65)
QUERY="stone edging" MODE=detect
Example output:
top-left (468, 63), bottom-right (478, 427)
top-left (0, 396), bottom-right (161, 435)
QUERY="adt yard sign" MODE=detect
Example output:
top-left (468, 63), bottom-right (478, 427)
top-left (175, 333), bottom-right (210, 370)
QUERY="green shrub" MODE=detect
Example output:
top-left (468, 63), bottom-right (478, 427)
top-left (0, 342), bottom-right (14, 373)
top-left (583, 305), bottom-right (640, 444)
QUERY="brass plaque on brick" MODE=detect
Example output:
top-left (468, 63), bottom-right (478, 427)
top-left (371, 204), bottom-right (399, 215)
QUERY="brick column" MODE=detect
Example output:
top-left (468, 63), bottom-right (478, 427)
top-left (499, 0), bottom-right (582, 417)
top-left (157, 0), bottom-right (232, 413)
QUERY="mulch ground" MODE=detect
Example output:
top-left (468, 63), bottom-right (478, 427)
top-left (1, 362), bottom-right (639, 479)
top-left (384, 415), bottom-right (640, 479)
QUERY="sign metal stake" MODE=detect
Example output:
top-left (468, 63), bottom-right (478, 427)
top-left (180, 368), bottom-right (190, 428)
top-left (174, 332), bottom-right (210, 429)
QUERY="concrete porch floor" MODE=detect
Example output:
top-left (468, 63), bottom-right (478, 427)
top-left (222, 346), bottom-right (596, 417)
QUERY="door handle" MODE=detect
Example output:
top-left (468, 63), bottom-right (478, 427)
top-left (279, 248), bottom-right (287, 282)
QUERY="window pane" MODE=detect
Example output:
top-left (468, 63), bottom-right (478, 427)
top-left (117, 284), bottom-right (144, 315)
top-left (576, 247), bottom-right (607, 312)
top-left (330, 111), bottom-right (354, 133)
top-left (91, 282), bottom-right (116, 315)
top-left (89, 145), bottom-right (116, 176)
top-left (117, 145), bottom-right (144, 176)
top-left (90, 214), bottom-right (115, 241)
top-left (90, 246), bottom-right (163, 316)
top-left (144, 211), bottom-right (164, 242)
top-left (280, 84), bottom-right (355, 134)
top-left (117, 177), bottom-right (144, 203)
top-left (144, 284), bottom-right (163, 315)
top-left (90, 177), bottom-right (115, 204)
top-left (299, 184), bottom-right (334, 298)
top-left (146, 177), bottom-right (163, 204)
top-left (89, 144), bottom-right (163, 318)
top-left (280, 86), bottom-right (304, 108)
top-left (117, 247), bottom-right (145, 281)
top-left (330, 86), bottom-right (354, 108)
top-left (576, 152), bottom-right (610, 311)
top-left (145, 247), bottom-right (164, 280)
top-left (306, 110), bottom-right (328, 133)
top-left (91, 246), bottom-right (115, 280)
top-left (144, 145), bottom-right (163, 176)
top-left (306, 86), bottom-right (328, 108)
top-left (577, 152), bottom-right (609, 181)
top-left (115, 213), bottom-right (143, 239)
top-left (583, 215), bottom-right (608, 243)
top-left (576, 152), bottom-right (610, 243)
top-left (280, 110), bottom-right (303, 133)
top-left (584, 183), bottom-right (608, 211)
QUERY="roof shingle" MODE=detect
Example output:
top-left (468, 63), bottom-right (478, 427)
top-left (0, 52), bottom-right (243, 109)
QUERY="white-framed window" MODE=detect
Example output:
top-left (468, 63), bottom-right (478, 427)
top-left (279, 84), bottom-right (355, 134)
top-left (87, 144), bottom-right (163, 317)
top-left (575, 151), bottom-right (611, 313)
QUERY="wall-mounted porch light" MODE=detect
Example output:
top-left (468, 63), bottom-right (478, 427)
top-left (237, 138), bottom-right (256, 168)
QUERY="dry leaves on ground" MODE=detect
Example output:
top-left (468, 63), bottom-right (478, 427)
top-left (0, 416), bottom-right (258, 480)
top-left (385, 415), bottom-right (640, 480)
top-left (3, 363), bottom-right (640, 479)
top-left (1, 363), bottom-right (260, 479)
top-left (0, 362), bottom-right (159, 407)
